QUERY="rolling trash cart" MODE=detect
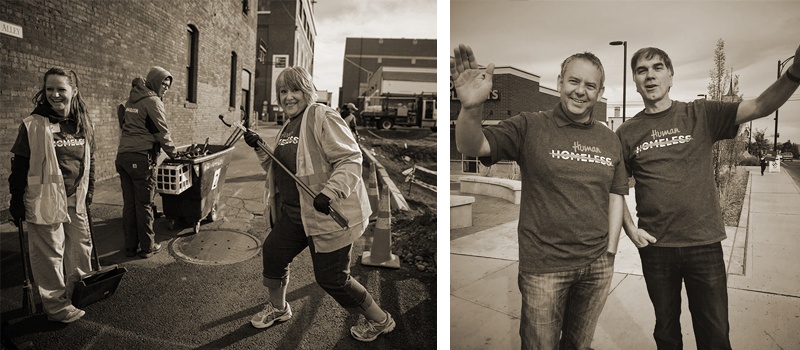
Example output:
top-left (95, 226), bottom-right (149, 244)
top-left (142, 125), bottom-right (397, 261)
top-left (156, 144), bottom-right (235, 234)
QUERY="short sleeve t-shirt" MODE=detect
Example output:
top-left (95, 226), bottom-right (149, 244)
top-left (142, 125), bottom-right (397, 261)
top-left (273, 111), bottom-right (304, 221)
top-left (481, 103), bottom-right (629, 274)
top-left (11, 118), bottom-right (86, 197)
top-left (615, 99), bottom-right (740, 247)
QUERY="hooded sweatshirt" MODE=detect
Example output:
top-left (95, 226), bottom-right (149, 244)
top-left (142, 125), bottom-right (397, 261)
top-left (117, 66), bottom-right (177, 157)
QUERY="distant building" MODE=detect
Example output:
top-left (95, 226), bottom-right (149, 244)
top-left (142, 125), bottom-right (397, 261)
top-left (255, 0), bottom-right (317, 122)
top-left (341, 38), bottom-right (436, 107)
top-left (316, 90), bottom-right (333, 106)
top-left (450, 65), bottom-right (608, 176)
top-left (0, 0), bottom-right (257, 210)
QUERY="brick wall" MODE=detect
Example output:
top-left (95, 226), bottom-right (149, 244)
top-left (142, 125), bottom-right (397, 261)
top-left (0, 0), bottom-right (257, 210)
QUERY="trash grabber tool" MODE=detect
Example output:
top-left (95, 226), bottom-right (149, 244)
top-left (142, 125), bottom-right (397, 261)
top-left (16, 219), bottom-right (37, 315)
top-left (218, 115), bottom-right (349, 229)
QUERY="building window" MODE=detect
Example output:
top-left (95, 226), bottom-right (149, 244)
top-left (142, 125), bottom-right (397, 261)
top-left (242, 0), bottom-right (249, 15)
top-left (258, 40), bottom-right (267, 64)
top-left (230, 51), bottom-right (238, 108)
top-left (186, 25), bottom-right (199, 103)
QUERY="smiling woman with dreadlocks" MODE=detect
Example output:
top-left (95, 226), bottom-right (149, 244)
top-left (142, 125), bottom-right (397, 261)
top-left (8, 67), bottom-right (96, 323)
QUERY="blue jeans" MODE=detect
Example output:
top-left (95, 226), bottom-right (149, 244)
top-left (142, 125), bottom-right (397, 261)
top-left (518, 252), bottom-right (615, 350)
top-left (639, 242), bottom-right (731, 350)
top-left (261, 207), bottom-right (374, 312)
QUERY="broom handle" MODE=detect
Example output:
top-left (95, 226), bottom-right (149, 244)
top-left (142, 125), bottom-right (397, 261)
top-left (16, 219), bottom-right (37, 315)
top-left (85, 207), bottom-right (101, 271)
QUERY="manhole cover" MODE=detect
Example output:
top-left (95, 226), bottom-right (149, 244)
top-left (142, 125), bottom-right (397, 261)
top-left (172, 230), bottom-right (260, 265)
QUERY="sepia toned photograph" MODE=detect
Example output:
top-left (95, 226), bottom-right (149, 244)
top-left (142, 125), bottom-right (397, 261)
top-left (0, 0), bottom-right (437, 349)
top-left (450, 1), bottom-right (800, 349)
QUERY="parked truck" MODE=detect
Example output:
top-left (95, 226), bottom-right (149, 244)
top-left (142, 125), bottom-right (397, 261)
top-left (356, 66), bottom-right (437, 131)
top-left (359, 92), bottom-right (437, 131)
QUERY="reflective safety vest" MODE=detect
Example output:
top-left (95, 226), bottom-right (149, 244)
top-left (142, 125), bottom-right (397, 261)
top-left (23, 114), bottom-right (91, 225)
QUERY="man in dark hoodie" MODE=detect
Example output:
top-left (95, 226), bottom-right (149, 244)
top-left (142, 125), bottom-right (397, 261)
top-left (116, 66), bottom-right (177, 259)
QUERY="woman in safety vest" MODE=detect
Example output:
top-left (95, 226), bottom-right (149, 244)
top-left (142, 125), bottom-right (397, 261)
top-left (9, 67), bottom-right (95, 323)
top-left (243, 66), bottom-right (395, 342)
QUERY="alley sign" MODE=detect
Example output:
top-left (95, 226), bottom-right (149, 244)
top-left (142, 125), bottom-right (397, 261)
top-left (0, 20), bottom-right (22, 39)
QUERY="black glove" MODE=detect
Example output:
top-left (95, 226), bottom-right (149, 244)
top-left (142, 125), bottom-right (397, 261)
top-left (313, 193), bottom-right (331, 215)
top-left (85, 193), bottom-right (93, 206)
top-left (244, 130), bottom-right (262, 149)
top-left (10, 196), bottom-right (25, 226)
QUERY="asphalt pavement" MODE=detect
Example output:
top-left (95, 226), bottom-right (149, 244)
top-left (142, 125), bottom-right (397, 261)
top-left (450, 165), bottom-right (800, 349)
top-left (0, 124), bottom-right (436, 350)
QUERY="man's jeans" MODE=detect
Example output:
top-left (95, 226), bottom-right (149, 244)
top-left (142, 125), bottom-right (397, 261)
top-left (518, 252), bottom-right (614, 350)
top-left (639, 242), bottom-right (731, 350)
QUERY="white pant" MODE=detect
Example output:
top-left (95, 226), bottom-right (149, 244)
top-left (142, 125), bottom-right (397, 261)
top-left (26, 205), bottom-right (93, 317)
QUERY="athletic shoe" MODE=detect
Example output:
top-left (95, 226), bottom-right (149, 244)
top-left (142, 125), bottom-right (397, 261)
top-left (140, 243), bottom-right (162, 258)
top-left (250, 302), bottom-right (292, 329)
top-left (47, 308), bottom-right (85, 323)
top-left (350, 311), bottom-right (396, 342)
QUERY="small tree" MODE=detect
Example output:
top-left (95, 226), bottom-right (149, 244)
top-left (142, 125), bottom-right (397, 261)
top-left (749, 128), bottom-right (772, 156)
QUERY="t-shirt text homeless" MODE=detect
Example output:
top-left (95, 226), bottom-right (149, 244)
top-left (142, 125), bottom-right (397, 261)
top-left (634, 128), bottom-right (692, 154)
top-left (549, 141), bottom-right (613, 167)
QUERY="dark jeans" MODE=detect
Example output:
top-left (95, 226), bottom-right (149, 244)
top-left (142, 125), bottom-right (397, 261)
top-left (262, 207), bottom-right (374, 312)
top-left (639, 242), bottom-right (731, 350)
top-left (115, 152), bottom-right (158, 253)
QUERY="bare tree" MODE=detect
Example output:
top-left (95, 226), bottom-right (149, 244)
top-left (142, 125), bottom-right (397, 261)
top-left (707, 38), bottom-right (746, 200)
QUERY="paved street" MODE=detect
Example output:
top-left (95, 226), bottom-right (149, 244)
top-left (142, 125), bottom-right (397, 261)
top-left (0, 125), bottom-right (436, 350)
top-left (450, 166), bottom-right (800, 349)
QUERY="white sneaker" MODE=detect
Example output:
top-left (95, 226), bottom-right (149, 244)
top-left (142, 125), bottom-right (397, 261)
top-left (350, 311), bottom-right (396, 342)
top-left (47, 308), bottom-right (85, 323)
top-left (250, 302), bottom-right (292, 329)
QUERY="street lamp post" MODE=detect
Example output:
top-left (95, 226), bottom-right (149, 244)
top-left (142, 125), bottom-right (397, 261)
top-left (610, 41), bottom-right (627, 123)
top-left (775, 55), bottom-right (795, 152)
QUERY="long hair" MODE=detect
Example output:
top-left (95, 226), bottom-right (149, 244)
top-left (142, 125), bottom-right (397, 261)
top-left (31, 67), bottom-right (94, 148)
top-left (275, 66), bottom-right (318, 108)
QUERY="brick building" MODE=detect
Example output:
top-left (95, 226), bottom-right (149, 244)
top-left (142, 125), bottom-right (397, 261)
top-left (254, 0), bottom-right (316, 123)
top-left (450, 66), bottom-right (608, 176)
top-left (0, 0), bottom-right (257, 210)
top-left (340, 37), bottom-right (436, 108)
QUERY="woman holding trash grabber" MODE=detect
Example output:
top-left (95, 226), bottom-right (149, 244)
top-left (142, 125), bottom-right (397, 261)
top-left (242, 66), bottom-right (396, 342)
top-left (8, 67), bottom-right (95, 323)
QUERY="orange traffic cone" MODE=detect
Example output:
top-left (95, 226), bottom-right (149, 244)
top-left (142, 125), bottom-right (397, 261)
top-left (361, 183), bottom-right (400, 268)
top-left (366, 162), bottom-right (379, 221)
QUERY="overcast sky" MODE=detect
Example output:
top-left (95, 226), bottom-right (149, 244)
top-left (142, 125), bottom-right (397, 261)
top-left (311, 0), bottom-right (437, 106)
top-left (451, 0), bottom-right (800, 144)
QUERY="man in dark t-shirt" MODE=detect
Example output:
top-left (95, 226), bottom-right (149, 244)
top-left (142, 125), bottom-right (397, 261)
top-left (617, 45), bottom-right (800, 349)
top-left (452, 44), bottom-right (628, 349)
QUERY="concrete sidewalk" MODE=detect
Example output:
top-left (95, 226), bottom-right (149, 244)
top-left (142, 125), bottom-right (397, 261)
top-left (450, 166), bottom-right (800, 349)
